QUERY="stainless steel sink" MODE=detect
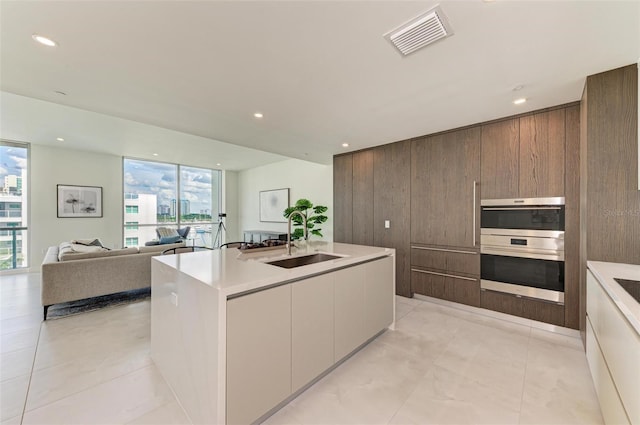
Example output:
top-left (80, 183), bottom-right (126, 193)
top-left (614, 278), bottom-right (640, 303)
top-left (267, 253), bottom-right (342, 269)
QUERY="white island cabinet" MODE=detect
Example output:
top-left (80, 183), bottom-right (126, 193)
top-left (151, 242), bottom-right (395, 425)
top-left (586, 262), bottom-right (640, 425)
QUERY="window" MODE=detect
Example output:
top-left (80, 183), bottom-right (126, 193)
top-left (0, 141), bottom-right (29, 270)
top-left (123, 158), bottom-right (221, 247)
top-left (125, 237), bottom-right (139, 247)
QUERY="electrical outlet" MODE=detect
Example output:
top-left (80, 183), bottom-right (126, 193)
top-left (384, 220), bottom-right (390, 229)
top-left (171, 292), bottom-right (179, 306)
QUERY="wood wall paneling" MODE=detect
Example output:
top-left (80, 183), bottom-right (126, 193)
top-left (519, 109), bottom-right (566, 198)
top-left (373, 141), bottom-right (412, 297)
top-left (564, 104), bottom-right (581, 329)
top-left (480, 119), bottom-right (520, 199)
top-left (333, 154), bottom-right (353, 243)
top-left (352, 150), bottom-right (374, 246)
top-left (410, 128), bottom-right (480, 248)
top-left (586, 64), bottom-right (640, 265)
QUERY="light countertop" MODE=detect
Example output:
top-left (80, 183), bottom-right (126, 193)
top-left (588, 261), bottom-right (640, 335)
top-left (153, 241), bottom-right (394, 297)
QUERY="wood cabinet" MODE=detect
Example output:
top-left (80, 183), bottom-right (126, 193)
top-left (519, 109), bottom-right (566, 198)
top-left (352, 150), bottom-right (374, 246)
top-left (481, 109), bottom-right (566, 199)
top-left (480, 289), bottom-right (564, 326)
top-left (373, 141), bottom-right (411, 297)
top-left (291, 273), bottom-right (334, 392)
top-left (480, 118), bottom-right (519, 199)
top-left (411, 127), bottom-right (481, 248)
top-left (412, 268), bottom-right (480, 307)
top-left (226, 285), bottom-right (292, 425)
top-left (333, 154), bottom-right (353, 243)
top-left (334, 143), bottom-right (411, 297)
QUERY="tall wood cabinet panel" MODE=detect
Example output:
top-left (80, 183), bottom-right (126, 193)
top-left (373, 141), bottom-right (411, 297)
top-left (333, 154), bottom-right (353, 243)
top-left (411, 127), bottom-right (481, 248)
top-left (585, 64), bottom-right (640, 265)
top-left (352, 150), bottom-right (374, 246)
top-left (564, 104), bottom-right (581, 329)
top-left (519, 109), bottom-right (566, 198)
top-left (480, 119), bottom-right (520, 199)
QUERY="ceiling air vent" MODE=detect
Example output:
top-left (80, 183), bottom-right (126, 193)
top-left (384, 5), bottom-right (454, 56)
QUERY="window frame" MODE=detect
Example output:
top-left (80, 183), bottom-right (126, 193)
top-left (122, 157), bottom-right (222, 247)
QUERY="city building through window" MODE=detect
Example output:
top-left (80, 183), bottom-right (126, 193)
top-left (0, 141), bottom-right (28, 270)
top-left (123, 158), bottom-right (220, 247)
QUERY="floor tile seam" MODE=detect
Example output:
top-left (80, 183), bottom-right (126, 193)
top-left (23, 361), bottom-right (156, 414)
top-left (517, 328), bottom-right (534, 425)
top-left (384, 362), bottom-right (436, 425)
top-left (19, 322), bottom-right (43, 425)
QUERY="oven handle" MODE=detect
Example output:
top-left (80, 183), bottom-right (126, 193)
top-left (481, 207), bottom-right (562, 211)
top-left (481, 246), bottom-right (565, 261)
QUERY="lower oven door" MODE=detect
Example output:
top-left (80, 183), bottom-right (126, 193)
top-left (480, 254), bottom-right (564, 304)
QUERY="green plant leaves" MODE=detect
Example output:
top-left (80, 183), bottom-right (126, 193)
top-left (283, 198), bottom-right (328, 239)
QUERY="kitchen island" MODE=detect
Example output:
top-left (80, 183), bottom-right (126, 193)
top-left (150, 241), bottom-right (395, 424)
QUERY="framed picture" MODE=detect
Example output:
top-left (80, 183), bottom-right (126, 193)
top-left (259, 188), bottom-right (289, 222)
top-left (57, 184), bottom-right (103, 218)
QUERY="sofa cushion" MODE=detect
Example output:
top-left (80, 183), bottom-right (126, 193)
top-left (59, 247), bottom-right (138, 261)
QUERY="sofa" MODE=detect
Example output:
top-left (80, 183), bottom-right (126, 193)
top-left (41, 240), bottom-right (185, 320)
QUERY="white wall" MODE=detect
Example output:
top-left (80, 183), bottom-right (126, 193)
top-left (30, 145), bottom-right (123, 266)
top-left (29, 144), bottom-right (241, 268)
top-left (237, 159), bottom-right (333, 242)
top-left (222, 170), bottom-right (240, 242)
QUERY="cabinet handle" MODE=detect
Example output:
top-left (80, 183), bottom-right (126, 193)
top-left (473, 180), bottom-right (477, 247)
top-left (411, 268), bottom-right (477, 282)
top-left (410, 246), bottom-right (477, 255)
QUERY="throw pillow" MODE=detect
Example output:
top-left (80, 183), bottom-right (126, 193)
top-left (71, 238), bottom-right (105, 248)
top-left (156, 227), bottom-right (180, 239)
top-left (159, 235), bottom-right (182, 244)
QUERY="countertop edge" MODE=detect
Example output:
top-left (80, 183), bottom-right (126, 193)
top-left (587, 261), bottom-right (640, 336)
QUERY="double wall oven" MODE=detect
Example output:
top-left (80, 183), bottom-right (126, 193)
top-left (480, 197), bottom-right (565, 304)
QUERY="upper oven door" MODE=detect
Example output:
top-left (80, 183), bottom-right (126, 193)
top-left (481, 197), bottom-right (565, 233)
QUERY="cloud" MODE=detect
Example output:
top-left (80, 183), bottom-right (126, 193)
top-left (10, 155), bottom-right (27, 169)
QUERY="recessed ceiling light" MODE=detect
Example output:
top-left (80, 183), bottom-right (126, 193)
top-left (32, 34), bottom-right (57, 47)
top-left (513, 98), bottom-right (527, 105)
top-left (254, 112), bottom-right (263, 119)
top-left (56, 137), bottom-right (64, 142)
top-left (216, 163), bottom-right (221, 166)
top-left (152, 153), bottom-right (158, 156)
top-left (342, 143), bottom-right (349, 148)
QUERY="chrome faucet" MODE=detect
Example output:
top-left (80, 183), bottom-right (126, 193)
top-left (287, 211), bottom-right (307, 256)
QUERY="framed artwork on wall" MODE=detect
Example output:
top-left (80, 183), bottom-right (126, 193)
top-left (259, 188), bottom-right (289, 222)
top-left (57, 184), bottom-right (103, 218)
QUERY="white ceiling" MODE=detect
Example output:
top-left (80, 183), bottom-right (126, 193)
top-left (1, 1), bottom-right (638, 168)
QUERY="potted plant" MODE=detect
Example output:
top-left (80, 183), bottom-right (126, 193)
top-left (283, 199), bottom-right (328, 240)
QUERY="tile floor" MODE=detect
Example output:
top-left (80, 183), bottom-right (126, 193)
top-left (0, 272), bottom-right (604, 424)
